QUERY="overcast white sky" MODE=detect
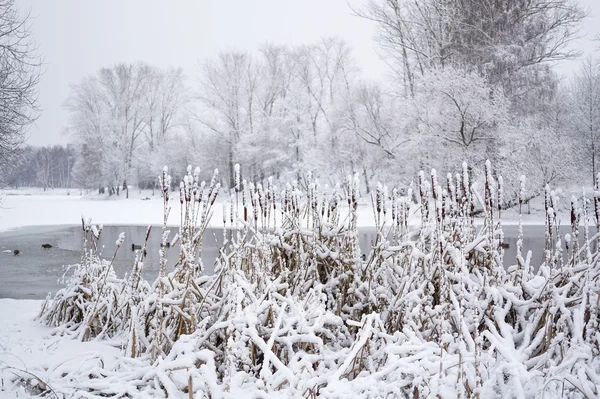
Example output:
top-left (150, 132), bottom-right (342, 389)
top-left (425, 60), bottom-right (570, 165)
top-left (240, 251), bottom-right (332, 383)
top-left (15, 0), bottom-right (600, 147)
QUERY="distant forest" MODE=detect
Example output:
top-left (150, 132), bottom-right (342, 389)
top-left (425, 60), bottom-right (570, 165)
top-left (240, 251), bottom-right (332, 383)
top-left (5, 145), bottom-right (74, 190)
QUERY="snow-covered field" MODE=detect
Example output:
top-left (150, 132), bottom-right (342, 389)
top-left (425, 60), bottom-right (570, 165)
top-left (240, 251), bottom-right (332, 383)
top-left (0, 299), bottom-right (121, 399)
top-left (0, 188), bottom-right (183, 233)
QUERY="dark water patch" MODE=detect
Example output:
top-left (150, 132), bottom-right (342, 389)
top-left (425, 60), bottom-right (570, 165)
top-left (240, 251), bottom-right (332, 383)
top-left (0, 224), bottom-right (595, 299)
top-left (0, 225), bottom-right (224, 299)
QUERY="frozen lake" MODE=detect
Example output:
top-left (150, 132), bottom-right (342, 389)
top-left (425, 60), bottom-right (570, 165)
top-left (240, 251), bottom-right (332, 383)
top-left (0, 224), bottom-right (593, 299)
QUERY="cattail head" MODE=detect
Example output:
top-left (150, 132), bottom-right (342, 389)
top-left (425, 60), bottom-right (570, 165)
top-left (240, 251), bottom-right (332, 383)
top-left (497, 175), bottom-right (503, 210)
top-left (376, 182), bottom-right (383, 214)
top-left (197, 181), bottom-right (205, 203)
top-left (462, 162), bottom-right (469, 198)
top-left (230, 193), bottom-right (234, 224)
top-left (160, 166), bottom-right (171, 200)
top-left (242, 179), bottom-right (248, 207)
top-left (210, 183), bottom-right (220, 206)
top-left (391, 188), bottom-right (398, 222)
top-left (234, 164), bottom-right (241, 193)
top-left (571, 195), bottom-right (578, 226)
top-left (116, 232), bottom-right (125, 248)
top-left (207, 169), bottom-right (219, 201)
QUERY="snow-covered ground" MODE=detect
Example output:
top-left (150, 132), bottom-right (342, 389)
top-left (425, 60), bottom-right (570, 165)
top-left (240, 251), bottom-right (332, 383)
top-left (0, 187), bottom-right (388, 232)
top-left (0, 299), bottom-right (121, 398)
top-left (0, 186), bottom-right (560, 234)
top-left (0, 188), bottom-right (180, 233)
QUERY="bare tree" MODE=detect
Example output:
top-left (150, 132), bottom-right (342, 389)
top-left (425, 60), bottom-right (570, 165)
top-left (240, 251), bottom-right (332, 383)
top-left (354, 0), bottom-right (585, 103)
top-left (568, 57), bottom-right (600, 184)
top-left (0, 0), bottom-right (41, 178)
top-left (196, 51), bottom-right (257, 187)
top-left (144, 67), bottom-right (187, 149)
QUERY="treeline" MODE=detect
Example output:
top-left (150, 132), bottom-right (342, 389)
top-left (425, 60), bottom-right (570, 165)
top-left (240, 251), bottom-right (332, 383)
top-left (5, 144), bottom-right (74, 189)
top-left (58, 0), bottom-right (599, 202)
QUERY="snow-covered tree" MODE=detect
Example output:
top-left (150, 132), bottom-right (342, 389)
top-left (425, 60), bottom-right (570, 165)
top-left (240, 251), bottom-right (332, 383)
top-left (566, 57), bottom-right (600, 185)
top-left (412, 67), bottom-right (509, 169)
top-left (65, 63), bottom-right (189, 195)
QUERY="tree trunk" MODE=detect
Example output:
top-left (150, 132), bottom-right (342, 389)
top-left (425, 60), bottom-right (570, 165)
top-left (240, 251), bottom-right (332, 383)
top-left (363, 167), bottom-right (371, 195)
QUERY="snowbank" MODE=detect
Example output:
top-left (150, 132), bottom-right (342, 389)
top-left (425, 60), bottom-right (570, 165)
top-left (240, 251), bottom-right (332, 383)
top-left (0, 299), bottom-right (121, 398)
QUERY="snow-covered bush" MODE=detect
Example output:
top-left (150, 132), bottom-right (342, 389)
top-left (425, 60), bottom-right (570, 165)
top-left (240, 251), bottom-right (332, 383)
top-left (38, 163), bottom-right (600, 398)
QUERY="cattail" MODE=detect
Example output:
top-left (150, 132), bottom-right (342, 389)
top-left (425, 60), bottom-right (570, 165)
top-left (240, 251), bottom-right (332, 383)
top-left (353, 173), bottom-right (360, 210)
top-left (498, 175), bottom-right (504, 260)
top-left (484, 160), bottom-right (494, 217)
top-left (431, 169), bottom-right (438, 201)
top-left (284, 184), bottom-right (291, 213)
top-left (160, 166), bottom-right (171, 200)
top-left (234, 164), bottom-right (241, 193)
top-left (321, 185), bottom-right (328, 218)
top-left (406, 187), bottom-right (413, 229)
top-left (249, 182), bottom-right (257, 221)
top-left (242, 179), bottom-right (248, 221)
top-left (346, 175), bottom-right (352, 207)
top-left (210, 183), bottom-right (220, 206)
top-left (230, 193), bottom-right (234, 225)
top-left (544, 184), bottom-right (552, 261)
top-left (179, 181), bottom-right (185, 205)
top-left (383, 185), bottom-right (388, 217)
top-left (570, 196), bottom-right (580, 264)
top-left (197, 181), bottom-right (205, 204)
top-left (455, 173), bottom-right (462, 205)
top-left (391, 188), bottom-right (398, 223)
top-left (376, 182), bottom-right (383, 215)
top-left (595, 173), bottom-right (600, 232)
top-left (313, 179), bottom-right (319, 213)
top-left (207, 169), bottom-right (219, 202)
top-left (257, 183), bottom-right (266, 219)
top-left (329, 183), bottom-right (340, 221)
top-left (309, 183), bottom-right (316, 213)
top-left (462, 162), bottom-right (469, 201)
top-left (418, 170), bottom-right (428, 222)
top-left (519, 175), bottom-right (526, 215)
top-left (292, 181), bottom-right (300, 215)
top-left (497, 176), bottom-right (503, 216)
top-left (268, 176), bottom-right (275, 212)
top-left (447, 173), bottom-right (456, 217)
top-left (116, 232), bottom-right (125, 248)
top-left (582, 188), bottom-right (592, 264)
top-left (253, 191), bottom-right (259, 222)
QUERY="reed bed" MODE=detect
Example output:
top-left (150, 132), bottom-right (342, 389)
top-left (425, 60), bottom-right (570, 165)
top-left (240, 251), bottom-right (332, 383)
top-left (37, 162), bottom-right (600, 398)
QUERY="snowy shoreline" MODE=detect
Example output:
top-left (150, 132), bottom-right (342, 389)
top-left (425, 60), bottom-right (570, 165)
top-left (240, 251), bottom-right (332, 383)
top-left (0, 188), bottom-right (561, 234)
